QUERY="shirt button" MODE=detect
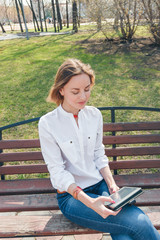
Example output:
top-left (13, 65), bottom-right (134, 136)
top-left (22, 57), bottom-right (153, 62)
top-left (70, 141), bottom-right (72, 143)
top-left (88, 137), bottom-right (90, 139)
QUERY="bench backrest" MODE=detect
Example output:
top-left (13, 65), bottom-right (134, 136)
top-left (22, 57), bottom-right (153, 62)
top-left (0, 121), bottom-right (160, 182)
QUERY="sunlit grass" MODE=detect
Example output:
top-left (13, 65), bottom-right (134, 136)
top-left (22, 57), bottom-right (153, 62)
top-left (0, 26), bottom-right (160, 140)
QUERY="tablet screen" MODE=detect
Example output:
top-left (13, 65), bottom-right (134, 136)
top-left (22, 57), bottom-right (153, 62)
top-left (105, 187), bottom-right (142, 211)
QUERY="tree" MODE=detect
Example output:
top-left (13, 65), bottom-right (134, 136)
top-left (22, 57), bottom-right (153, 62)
top-left (15, 0), bottom-right (23, 32)
top-left (66, 0), bottom-right (69, 28)
top-left (3, 0), bottom-right (13, 31)
top-left (51, 0), bottom-right (56, 32)
top-left (27, 0), bottom-right (40, 32)
top-left (85, 0), bottom-right (109, 32)
top-left (37, 0), bottom-right (43, 31)
top-left (55, 0), bottom-right (62, 30)
top-left (141, 0), bottom-right (160, 45)
top-left (0, 22), bottom-right (6, 33)
top-left (42, 0), bottom-right (47, 31)
top-left (18, 0), bottom-right (29, 39)
top-left (113, 0), bottom-right (142, 41)
top-left (72, 0), bottom-right (78, 32)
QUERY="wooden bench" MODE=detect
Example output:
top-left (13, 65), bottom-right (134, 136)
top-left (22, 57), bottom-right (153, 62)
top-left (0, 120), bottom-right (160, 238)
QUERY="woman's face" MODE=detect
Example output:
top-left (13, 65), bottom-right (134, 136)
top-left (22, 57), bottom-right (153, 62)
top-left (60, 73), bottom-right (91, 114)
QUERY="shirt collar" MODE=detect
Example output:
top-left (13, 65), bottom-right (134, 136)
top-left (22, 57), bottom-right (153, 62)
top-left (58, 104), bottom-right (84, 118)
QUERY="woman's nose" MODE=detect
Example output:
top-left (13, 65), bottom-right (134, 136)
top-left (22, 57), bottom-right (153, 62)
top-left (79, 91), bottom-right (86, 100)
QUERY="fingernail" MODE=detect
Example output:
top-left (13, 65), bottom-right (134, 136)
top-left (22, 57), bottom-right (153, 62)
top-left (112, 201), bottom-right (116, 203)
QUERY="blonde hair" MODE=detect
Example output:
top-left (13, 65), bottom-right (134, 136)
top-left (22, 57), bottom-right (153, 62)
top-left (47, 58), bottom-right (95, 105)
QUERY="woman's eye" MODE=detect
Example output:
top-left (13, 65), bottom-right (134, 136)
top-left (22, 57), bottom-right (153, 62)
top-left (72, 92), bottom-right (79, 95)
top-left (85, 88), bottom-right (90, 92)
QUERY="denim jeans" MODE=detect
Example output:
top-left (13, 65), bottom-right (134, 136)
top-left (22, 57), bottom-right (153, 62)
top-left (57, 180), bottom-right (160, 240)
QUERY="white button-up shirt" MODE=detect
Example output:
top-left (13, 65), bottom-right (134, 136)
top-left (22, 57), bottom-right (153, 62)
top-left (38, 105), bottom-right (108, 192)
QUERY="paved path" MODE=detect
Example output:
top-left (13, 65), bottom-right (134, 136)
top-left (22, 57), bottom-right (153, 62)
top-left (0, 31), bottom-right (72, 41)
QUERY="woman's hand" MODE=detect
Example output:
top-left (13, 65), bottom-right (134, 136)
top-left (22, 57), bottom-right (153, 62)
top-left (108, 183), bottom-right (119, 194)
top-left (90, 196), bottom-right (121, 219)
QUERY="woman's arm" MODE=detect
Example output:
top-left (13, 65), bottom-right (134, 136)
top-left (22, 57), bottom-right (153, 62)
top-left (100, 165), bottom-right (119, 194)
top-left (67, 183), bottom-right (121, 219)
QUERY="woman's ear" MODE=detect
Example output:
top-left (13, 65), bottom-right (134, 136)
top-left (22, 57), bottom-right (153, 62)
top-left (59, 88), bottom-right (64, 96)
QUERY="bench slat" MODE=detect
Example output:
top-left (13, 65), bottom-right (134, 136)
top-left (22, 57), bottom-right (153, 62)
top-left (0, 139), bottom-right (40, 149)
top-left (0, 164), bottom-right (48, 175)
top-left (106, 146), bottom-right (160, 157)
top-left (109, 159), bottom-right (160, 169)
top-left (0, 189), bottom-right (159, 212)
top-left (103, 122), bottom-right (160, 132)
top-left (0, 151), bottom-right (43, 162)
top-left (0, 178), bottom-right (54, 195)
top-left (0, 174), bottom-right (159, 195)
top-left (0, 209), bottom-right (159, 238)
top-left (103, 134), bottom-right (160, 145)
top-left (1, 159), bottom-right (159, 175)
top-left (114, 173), bottom-right (160, 188)
top-left (0, 134), bottom-right (160, 150)
top-left (1, 146), bottom-right (159, 163)
top-left (0, 213), bottom-right (98, 237)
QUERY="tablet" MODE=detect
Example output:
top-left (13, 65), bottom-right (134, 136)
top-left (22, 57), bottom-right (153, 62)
top-left (105, 187), bottom-right (143, 211)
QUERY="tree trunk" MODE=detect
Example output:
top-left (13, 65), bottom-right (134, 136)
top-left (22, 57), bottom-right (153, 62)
top-left (37, 0), bottom-right (43, 32)
top-left (42, 0), bottom-right (47, 32)
top-left (55, 0), bottom-right (62, 30)
top-left (66, 0), bottom-right (69, 28)
top-left (15, 0), bottom-right (23, 32)
top-left (72, 0), bottom-right (78, 32)
top-left (78, 0), bottom-right (81, 27)
top-left (26, 0), bottom-right (36, 31)
top-left (27, 0), bottom-right (40, 32)
top-left (30, 0), bottom-right (40, 31)
top-left (4, 0), bottom-right (13, 31)
top-left (51, 0), bottom-right (56, 32)
top-left (0, 22), bottom-right (6, 33)
top-left (18, 0), bottom-right (29, 39)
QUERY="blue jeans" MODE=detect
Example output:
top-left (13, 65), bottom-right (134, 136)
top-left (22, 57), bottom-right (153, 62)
top-left (57, 180), bottom-right (160, 240)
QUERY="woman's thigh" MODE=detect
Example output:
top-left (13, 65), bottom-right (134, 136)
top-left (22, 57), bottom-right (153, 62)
top-left (57, 181), bottom-right (160, 240)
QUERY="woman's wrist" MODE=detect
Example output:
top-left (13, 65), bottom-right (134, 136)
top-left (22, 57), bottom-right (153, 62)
top-left (73, 186), bottom-right (83, 200)
top-left (78, 190), bottom-right (94, 208)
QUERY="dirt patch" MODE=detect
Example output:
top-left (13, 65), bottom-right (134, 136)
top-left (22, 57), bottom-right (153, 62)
top-left (77, 37), bottom-right (160, 70)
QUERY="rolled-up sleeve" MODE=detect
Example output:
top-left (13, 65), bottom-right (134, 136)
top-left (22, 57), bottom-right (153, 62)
top-left (38, 117), bottom-right (75, 192)
top-left (94, 111), bottom-right (108, 170)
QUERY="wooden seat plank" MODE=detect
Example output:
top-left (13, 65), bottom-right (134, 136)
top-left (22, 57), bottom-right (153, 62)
top-left (106, 146), bottom-right (160, 157)
top-left (103, 122), bottom-right (160, 132)
top-left (0, 139), bottom-right (40, 149)
top-left (0, 178), bottom-right (54, 195)
top-left (0, 193), bottom-right (58, 212)
top-left (109, 159), bottom-right (160, 170)
top-left (0, 164), bottom-right (48, 175)
top-left (135, 189), bottom-right (160, 206)
top-left (103, 134), bottom-right (160, 145)
top-left (0, 210), bottom-right (159, 238)
top-left (0, 151), bottom-right (43, 162)
top-left (114, 173), bottom-right (160, 188)
top-left (0, 174), bottom-right (159, 196)
top-left (4, 159), bottom-right (159, 175)
top-left (0, 189), bottom-right (159, 212)
top-left (0, 214), bottom-right (98, 238)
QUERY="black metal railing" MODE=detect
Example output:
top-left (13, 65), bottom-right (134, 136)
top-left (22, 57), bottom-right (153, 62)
top-left (0, 106), bottom-right (160, 178)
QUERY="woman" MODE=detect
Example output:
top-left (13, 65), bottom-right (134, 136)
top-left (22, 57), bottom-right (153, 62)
top-left (38, 58), bottom-right (160, 240)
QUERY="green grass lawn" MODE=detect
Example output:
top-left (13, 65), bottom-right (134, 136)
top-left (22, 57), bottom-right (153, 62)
top-left (0, 27), bottom-right (160, 139)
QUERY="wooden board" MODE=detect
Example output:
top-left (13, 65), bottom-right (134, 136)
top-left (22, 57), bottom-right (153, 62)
top-left (0, 210), bottom-right (159, 238)
top-left (0, 189), bottom-right (160, 212)
top-left (103, 122), bottom-right (160, 132)
top-left (0, 174), bottom-right (160, 195)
